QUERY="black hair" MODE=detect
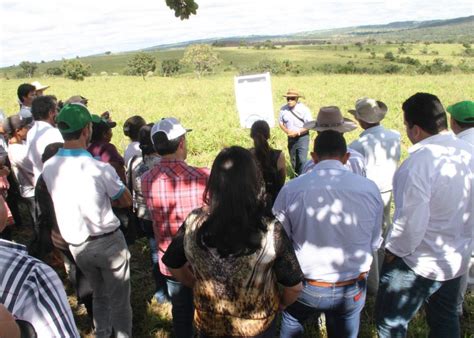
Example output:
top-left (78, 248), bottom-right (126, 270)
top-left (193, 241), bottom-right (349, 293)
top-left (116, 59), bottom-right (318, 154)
top-left (58, 122), bottom-right (84, 141)
top-left (90, 121), bottom-right (110, 143)
top-left (138, 123), bottom-right (155, 156)
top-left (41, 142), bottom-right (64, 163)
top-left (31, 95), bottom-right (57, 121)
top-left (17, 83), bottom-right (36, 103)
top-left (124, 115), bottom-right (146, 141)
top-left (454, 119), bottom-right (474, 129)
top-left (403, 92), bottom-right (447, 135)
top-left (197, 146), bottom-right (267, 257)
top-left (314, 130), bottom-right (347, 158)
top-left (152, 133), bottom-right (182, 156)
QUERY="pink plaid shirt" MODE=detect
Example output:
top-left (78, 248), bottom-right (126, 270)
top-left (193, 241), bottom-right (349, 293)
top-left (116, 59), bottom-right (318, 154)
top-left (141, 158), bottom-right (209, 276)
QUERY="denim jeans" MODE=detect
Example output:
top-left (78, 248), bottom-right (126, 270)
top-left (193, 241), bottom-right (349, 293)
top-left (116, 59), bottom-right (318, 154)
top-left (140, 219), bottom-right (169, 302)
top-left (375, 256), bottom-right (461, 338)
top-left (69, 230), bottom-right (132, 338)
top-left (280, 278), bottom-right (367, 338)
top-left (166, 278), bottom-right (194, 338)
top-left (288, 134), bottom-right (309, 176)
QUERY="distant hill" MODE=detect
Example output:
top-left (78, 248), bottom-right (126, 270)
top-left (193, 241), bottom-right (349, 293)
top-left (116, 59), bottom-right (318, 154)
top-left (1, 15), bottom-right (472, 76)
top-left (144, 15), bottom-right (474, 50)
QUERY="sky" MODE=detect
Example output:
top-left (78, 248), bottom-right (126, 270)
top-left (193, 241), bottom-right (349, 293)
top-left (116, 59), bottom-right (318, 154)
top-left (0, 0), bottom-right (472, 67)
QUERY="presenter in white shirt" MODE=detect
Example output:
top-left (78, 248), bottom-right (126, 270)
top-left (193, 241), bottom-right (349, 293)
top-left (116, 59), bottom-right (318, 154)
top-left (375, 93), bottom-right (474, 338)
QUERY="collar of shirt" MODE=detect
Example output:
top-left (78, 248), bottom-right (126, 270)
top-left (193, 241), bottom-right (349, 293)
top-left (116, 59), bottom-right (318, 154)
top-left (457, 128), bottom-right (474, 140)
top-left (57, 148), bottom-right (93, 158)
top-left (359, 124), bottom-right (384, 137)
top-left (313, 159), bottom-right (348, 171)
top-left (408, 130), bottom-right (453, 154)
top-left (0, 239), bottom-right (28, 253)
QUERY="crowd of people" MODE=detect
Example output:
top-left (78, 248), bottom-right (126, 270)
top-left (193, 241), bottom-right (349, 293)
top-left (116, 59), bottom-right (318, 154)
top-left (0, 81), bottom-right (472, 338)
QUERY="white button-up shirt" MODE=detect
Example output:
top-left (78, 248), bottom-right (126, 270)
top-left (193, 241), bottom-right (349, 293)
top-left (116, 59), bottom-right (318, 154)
top-left (349, 125), bottom-right (401, 193)
top-left (456, 128), bottom-right (474, 146)
top-left (279, 102), bottom-right (312, 132)
top-left (386, 132), bottom-right (474, 281)
top-left (273, 160), bottom-right (383, 282)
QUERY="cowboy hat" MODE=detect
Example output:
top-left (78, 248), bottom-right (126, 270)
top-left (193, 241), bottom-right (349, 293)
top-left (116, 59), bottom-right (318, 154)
top-left (304, 106), bottom-right (357, 133)
top-left (31, 81), bottom-right (49, 91)
top-left (283, 89), bottom-right (304, 98)
top-left (348, 97), bottom-right (388, 123)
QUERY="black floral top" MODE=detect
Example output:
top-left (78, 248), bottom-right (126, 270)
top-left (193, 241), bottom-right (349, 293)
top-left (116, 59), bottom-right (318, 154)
top-left (163, 208), bottom-right (303, 336)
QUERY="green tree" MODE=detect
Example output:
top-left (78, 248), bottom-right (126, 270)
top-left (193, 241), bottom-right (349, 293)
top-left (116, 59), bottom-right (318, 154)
top-left (19, 61), bottom-right (38, 78)
top-left (180, 44), bottom-right (221, 78)
top-left (125, 53), bottom-right (156, 80)
top-left (165, 0), bottom-right (198, 20)
top-left (384, 51), bottom-right (395, 61)
top-left (46, 67), bottom-right (63, 76)
top-left (61, 59), bottom-right (91, 81)
top-left (161, 59), bottom-right (182, 77)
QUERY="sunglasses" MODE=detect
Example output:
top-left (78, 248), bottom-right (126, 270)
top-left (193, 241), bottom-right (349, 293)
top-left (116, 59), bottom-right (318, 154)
top-left (287, 97), bottom-right (298, 101)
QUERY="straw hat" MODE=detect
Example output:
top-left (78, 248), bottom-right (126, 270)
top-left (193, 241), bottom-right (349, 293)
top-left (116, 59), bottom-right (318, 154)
top-left (31, 81), bottom-right (49, 91)
top-left (304, 106), bottom-right (357, 133)
top-left (283, 89), bottom-right (304, 98)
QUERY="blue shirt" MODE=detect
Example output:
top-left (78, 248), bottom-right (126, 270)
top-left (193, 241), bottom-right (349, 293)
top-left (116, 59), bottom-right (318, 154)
top-left (273, 160), bottom-right (383, 282)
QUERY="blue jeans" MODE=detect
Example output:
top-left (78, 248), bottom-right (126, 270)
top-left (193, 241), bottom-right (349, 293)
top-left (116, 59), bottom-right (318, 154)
top-left (140, 219), bottom-right (169, 302)
top-left (288, 134), bottom-right (309, 176)
top-left (375, 256), bottom-right (461, 338)
top-left (166, 278), bottom-right (194, 338)
top-left (280, 278), bottom-right (367, 338)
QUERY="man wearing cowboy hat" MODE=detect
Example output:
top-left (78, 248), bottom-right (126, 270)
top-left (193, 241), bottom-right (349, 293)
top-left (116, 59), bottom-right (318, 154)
top-left (274, 130), bottom-right (383, 338)
top-left (301, 106), bottom-right (366, 177)
top-left (31, 81), bottom-right (49, 97)
top-left (278, 89), bottom-right (312, 176)
top-left (348, 97), bottom-right (401, 295)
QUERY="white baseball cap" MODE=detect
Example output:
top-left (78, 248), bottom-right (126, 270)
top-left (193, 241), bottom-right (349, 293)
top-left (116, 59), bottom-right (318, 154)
top-left (151, 117), bottom-right (191, 143)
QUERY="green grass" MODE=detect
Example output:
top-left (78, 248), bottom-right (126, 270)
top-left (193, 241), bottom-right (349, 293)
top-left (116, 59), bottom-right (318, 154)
top-left (1, 43), bottom-right (473, 78)
top-left (2, 72), bottom-right (473, 336)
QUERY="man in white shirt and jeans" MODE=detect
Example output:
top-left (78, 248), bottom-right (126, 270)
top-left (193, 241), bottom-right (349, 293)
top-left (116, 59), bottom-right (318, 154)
top-left (42, 103), bottom-right (133, 337)
top-left (376, 93), bottom-right (474, 338)
top-left (348, 97), bottom-right (401, 295)
top-left (446, 100), bottom-right (474, 316)
top-left (274, 130), bottom-right (383, 338)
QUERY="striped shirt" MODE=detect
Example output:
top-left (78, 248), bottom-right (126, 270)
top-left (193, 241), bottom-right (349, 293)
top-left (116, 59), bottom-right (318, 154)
top-left (141, 158), bottom-right (209, 276)
top-left (0, 239), bottom-right (79, 337)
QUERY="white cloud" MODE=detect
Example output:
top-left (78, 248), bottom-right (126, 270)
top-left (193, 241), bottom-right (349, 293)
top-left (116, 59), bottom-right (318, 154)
top-left (0, 0), bottom-right (472, 66)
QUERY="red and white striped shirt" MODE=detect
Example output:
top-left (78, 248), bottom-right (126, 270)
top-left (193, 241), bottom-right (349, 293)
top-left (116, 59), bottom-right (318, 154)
top-left (141, 159), bottom-right (209, 276)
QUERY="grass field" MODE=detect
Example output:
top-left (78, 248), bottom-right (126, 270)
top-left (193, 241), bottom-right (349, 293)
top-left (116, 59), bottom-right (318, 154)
top-left (2, 72), bottom-right (474, 337)
top-left (1, 43), bottom-right (473, 78)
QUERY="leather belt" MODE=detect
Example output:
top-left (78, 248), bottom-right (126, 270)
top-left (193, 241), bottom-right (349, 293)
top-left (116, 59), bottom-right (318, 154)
top-left (87, 227), bottom-right (120, 242)
top-left (306, 272), bottom-right (367, 288)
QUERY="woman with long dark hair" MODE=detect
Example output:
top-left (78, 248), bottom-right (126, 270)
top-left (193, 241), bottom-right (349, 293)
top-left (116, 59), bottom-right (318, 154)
top-left (163, 146), bottom-right (303, 337)
top-left (250, 120), bottom-right (286, 208)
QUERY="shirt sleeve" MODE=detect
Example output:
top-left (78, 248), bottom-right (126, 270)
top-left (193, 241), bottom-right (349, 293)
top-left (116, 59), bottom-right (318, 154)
top-left (162, 223), bottom-right (187, 269)
top-left (272, 221), bottom-right (304, 286)
top-left (371, 190), bottom-right (384, 252)
top-left (385, 168), bottom-right (430, 257)
top-left (302, 104), bottom-right (312, 122)
top-left (272, 185), bottom-right (291, 237)
top-left (102, 163), bottom-right (126, 200)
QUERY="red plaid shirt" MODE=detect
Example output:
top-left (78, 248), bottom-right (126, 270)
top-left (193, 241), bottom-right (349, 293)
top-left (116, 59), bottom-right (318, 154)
top-left (141, 158), bottom-right (209, 276)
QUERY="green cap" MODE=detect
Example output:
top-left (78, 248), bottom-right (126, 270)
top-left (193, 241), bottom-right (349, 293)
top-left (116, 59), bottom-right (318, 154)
top-left (446, 100), bottom-right (474, 123)
top-left (56, 103), bottom-right (100, 133)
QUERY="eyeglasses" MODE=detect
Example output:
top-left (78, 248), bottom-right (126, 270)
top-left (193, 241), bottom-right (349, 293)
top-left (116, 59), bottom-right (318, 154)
top-left (287, 97), bottom-right (297, 101)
